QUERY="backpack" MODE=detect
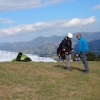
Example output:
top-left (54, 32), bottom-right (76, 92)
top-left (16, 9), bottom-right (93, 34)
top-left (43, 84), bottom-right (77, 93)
top-left (57, 38), bottom-right (66, 59)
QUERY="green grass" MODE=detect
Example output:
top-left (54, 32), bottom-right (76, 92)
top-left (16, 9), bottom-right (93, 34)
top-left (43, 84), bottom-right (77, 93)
top-left (0, 61), bottom-right (100, 100)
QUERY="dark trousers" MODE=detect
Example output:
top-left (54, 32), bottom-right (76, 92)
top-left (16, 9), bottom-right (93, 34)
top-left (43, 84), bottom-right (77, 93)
top-left (80, 52), bottom-right (89, 72)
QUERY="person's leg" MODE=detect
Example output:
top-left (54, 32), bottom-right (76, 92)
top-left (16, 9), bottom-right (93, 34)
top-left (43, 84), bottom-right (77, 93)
top-left (65, 54), bottom-right (72, 70)
top-left (80, 52), bottom-right (89, 72)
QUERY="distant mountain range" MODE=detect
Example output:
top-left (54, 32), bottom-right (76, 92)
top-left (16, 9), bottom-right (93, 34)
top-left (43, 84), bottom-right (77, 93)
top-left (0, 32), bottom-right (100, 56)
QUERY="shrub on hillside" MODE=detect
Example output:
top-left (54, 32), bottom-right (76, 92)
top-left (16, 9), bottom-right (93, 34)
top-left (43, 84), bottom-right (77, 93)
top-left (96, 55), bottom-right (100, 61)
top-left (87, 52), bottom-right (97, 61)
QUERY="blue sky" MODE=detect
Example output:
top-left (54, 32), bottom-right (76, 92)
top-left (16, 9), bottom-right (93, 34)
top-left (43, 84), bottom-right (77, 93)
top-left (0, 0), bottom-right (100, 42)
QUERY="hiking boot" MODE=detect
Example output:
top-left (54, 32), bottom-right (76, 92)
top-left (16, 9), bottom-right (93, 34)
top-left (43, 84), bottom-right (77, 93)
top-left (67, 67), bottom-right (72, 71)
top-left (82, 71), bottom-right (89, 74)
top-left (82, 70), bottom-right (86, 72)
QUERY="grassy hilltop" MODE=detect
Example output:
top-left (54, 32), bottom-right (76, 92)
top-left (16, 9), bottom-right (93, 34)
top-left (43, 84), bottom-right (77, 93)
top-left (0, 61), bottom-right (100, 100)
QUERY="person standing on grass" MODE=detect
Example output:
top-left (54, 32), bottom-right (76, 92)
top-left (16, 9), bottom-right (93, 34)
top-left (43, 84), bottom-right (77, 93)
top-left (62, 33), bottom-right (74, 71)
top-left (76, 33), bottom-right (89, 74)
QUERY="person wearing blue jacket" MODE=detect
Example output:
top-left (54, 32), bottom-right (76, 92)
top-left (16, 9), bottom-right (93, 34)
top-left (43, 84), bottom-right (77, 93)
top-left (76, 33), bottom-right (89, 73)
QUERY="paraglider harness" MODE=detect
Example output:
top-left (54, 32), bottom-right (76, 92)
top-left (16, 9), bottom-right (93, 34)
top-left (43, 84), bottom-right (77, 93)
top-left (57, 37), bottom-right (73, 60)
top-left (16, 52), bottom-right (32, 62)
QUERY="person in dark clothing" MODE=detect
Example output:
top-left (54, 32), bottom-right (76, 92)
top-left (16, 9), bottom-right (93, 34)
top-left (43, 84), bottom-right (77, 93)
top-left (62, 33), bottom-right (74, 71)
top-left (76, 33), bottom-right (89, 74)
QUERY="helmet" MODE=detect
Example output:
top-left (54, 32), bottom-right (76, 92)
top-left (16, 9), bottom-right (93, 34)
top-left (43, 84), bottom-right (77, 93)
top-left (67, 33), bottom-right (73, 38)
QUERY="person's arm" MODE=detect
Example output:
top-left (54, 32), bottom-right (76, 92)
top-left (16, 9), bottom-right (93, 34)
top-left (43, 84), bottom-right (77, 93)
top-left (68, 40), bottom-right (74, 53)
top-left (70, 40), bottom-right (73, 50)
top-left (77, 40), bottom-right (82, 54)
top-left (76, 40), bottom-right (82, 57)
top-left (62, 38), bottom-right (66, 51)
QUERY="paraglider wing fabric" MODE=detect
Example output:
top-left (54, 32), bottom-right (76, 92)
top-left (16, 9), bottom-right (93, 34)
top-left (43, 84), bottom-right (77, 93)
top-left (0, 50), bottom-right (56, 62)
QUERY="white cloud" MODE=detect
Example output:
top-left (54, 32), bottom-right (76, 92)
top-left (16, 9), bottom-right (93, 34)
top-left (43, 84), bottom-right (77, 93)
top-left (0, 16), bottom-right (96, 37)
top-left (92, 4), bottom-right (100, 10)
top-left (0, 22), bottom-right (46, 37)
top-left (61, 16), bottom-right (96, 27)
top-left (0, 0), bottom-right (73, 11)
top-left (0, 18), bottom-right (14, 24)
